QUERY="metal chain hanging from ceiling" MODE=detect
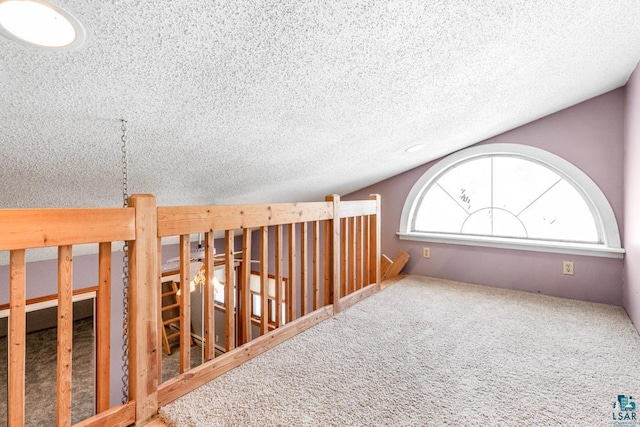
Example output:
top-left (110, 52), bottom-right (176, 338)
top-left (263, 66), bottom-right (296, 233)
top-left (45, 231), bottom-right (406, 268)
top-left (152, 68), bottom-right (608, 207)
top-left (120, 119), bottom-right (130, 404)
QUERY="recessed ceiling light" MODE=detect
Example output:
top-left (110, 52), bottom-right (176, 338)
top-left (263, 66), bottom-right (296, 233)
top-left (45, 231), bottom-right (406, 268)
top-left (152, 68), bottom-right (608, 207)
top-left (0, 0), bottom-right (85, 50)
top-left (405, 144), bottom-right (426, 153)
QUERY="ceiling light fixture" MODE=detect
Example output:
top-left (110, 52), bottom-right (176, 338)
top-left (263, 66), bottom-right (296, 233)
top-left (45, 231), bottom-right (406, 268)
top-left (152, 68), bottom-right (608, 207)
top-left (0, 0), bottom-right (85, 49)
top-left (405, 144), bottom-right (426, 153)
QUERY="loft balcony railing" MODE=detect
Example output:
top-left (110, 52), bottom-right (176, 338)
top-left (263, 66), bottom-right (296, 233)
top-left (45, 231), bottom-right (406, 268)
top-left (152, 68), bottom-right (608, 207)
top-left (0, 193), bottom-right (381, 426)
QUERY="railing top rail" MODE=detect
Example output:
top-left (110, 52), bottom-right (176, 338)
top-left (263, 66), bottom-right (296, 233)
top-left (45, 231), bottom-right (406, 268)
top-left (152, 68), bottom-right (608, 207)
top-left (157, 201), bottom-right (334, 237)
top-left (0, 207), bottom-right (135, 250)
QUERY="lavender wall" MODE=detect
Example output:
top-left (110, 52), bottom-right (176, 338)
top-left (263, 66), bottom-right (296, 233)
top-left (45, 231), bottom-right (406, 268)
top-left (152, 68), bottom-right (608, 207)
top-left (624, 63), bottom-right (640, 331)
top-left (346, 88), bottom-right (625, 306)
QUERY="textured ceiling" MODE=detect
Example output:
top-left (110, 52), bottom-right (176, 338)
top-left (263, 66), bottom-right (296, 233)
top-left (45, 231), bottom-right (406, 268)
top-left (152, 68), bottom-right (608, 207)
top-left (1, 0), bottom-right (640, 210)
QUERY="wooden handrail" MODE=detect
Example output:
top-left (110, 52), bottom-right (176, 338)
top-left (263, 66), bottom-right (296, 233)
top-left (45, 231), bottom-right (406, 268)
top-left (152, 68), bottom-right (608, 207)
top-left (157, 202), bottom-right (333, 236)
top-left (0, 207), bottom-right (134, 250)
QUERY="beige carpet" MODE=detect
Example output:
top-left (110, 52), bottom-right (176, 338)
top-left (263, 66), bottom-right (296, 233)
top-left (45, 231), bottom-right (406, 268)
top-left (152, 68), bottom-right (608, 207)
top-left (159, 275), bottom-right (640, 426)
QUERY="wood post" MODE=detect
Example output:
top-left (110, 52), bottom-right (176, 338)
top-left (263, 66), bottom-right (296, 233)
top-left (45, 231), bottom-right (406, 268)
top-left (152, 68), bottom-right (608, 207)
top-left (179, 235), bottom-right (191, 373)
top-left (274, 225), bottom-right (283, 327)
top-left (312, 221), bottom-right (320, 311)
top-left (204, 232), bottom-right (215, 361)
top-left (96, 242), bottom-right (112, 413)
top-left (57, 245), bottom-right (73, 427)
top-left (224, 230), bottom-right (236, 351)
top-left (323, 219), bottom-right (331, 307)
top-left (326, 195), bottom-right (341, 313)
top-left (348, 217), bottom-right (356, 294)
top-left (155, 238), bottom-right (163, 383)
top-left (239, 229), bottom-right (252, 345)
top-left (340, 217), bottom-right (347, 299)
top-left (363, 216), bottom-right (371, 286)
top-left (300, 222), bottom-right (308, 316)
top-left (8, 249), bottom-right (26, 427)
top-left (128, 193), bottom-right (159, 425)
top-left (287, 223), bottom-right (297, 322)
top-left (356, 216), bottom-right (364, 290)
top-left (260, 227), bottom-right (269, 335)
top-left (369, 194), bottom-right (381, 288)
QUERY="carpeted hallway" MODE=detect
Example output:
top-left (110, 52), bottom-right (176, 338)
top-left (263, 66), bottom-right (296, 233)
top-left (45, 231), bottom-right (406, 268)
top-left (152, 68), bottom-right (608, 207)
top-left (159, 275), bottom-right (640, 427)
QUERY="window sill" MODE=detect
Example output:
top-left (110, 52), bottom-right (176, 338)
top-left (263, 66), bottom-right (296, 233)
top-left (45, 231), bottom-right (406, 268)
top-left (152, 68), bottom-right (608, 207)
top-left (397, 232), bottom-right (625, 259)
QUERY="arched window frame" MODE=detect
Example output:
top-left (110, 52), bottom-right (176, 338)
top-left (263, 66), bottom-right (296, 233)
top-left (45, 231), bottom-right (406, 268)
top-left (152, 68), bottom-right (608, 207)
top-left (398, 143), bottom-right (624, 258)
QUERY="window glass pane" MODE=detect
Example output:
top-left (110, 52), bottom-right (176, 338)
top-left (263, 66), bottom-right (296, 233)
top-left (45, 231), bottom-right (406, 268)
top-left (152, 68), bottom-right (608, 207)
top-left (518, 180), bottom-right (599, 243)
top-left (492, 208), bottom-right (527, 238)
top-left (414, 184), bottom-right (469, 233)
top-left (493, 156), bottom-right (561, 215)
top-left (460, 208), bottom-right (528, 238)
top-left (437, 157), bottom-right (491, 214)
top-left (460, 208), bottom-right (492, 236)
top-left (403, 144), bottom-right (618, 252)
top-left (252, 295), bottom-right (261, 317)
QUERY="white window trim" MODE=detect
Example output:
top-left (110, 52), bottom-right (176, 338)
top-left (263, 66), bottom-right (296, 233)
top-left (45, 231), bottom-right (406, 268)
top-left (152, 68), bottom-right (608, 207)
top-left (398, 143), bottom-right (624, 259)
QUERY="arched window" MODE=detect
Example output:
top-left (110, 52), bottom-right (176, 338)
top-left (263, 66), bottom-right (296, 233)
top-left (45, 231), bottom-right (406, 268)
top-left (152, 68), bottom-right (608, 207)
top-left (398, 144), bottom-right (624, 258)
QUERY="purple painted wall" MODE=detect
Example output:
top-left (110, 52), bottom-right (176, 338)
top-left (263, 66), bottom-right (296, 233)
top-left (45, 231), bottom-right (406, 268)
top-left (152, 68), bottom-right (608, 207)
top-left (346, 88), bottom-right (625, 306)
top-left (624, 63), bottom-right (640, 332)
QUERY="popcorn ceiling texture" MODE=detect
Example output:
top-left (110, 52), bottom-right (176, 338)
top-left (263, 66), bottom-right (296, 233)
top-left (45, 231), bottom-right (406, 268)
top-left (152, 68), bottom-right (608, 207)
top-left (1, 1), bottom-right (640, 209)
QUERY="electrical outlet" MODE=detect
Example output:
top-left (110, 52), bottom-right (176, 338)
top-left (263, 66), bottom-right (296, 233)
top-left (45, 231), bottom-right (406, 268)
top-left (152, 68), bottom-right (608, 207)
top-left (563, 261), bottom-right (574, 275)
top-left (423, 247), bottom-right (430, 258)
top-left (215, 335), bottom-right (219, 343)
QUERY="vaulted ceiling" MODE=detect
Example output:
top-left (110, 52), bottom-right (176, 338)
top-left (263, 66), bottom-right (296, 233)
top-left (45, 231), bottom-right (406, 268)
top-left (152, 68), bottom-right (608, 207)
top-left (1, 0), bottom-right (640, 209)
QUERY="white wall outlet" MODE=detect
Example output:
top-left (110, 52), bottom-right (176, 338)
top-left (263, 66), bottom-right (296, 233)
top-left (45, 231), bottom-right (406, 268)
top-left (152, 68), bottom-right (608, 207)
top-left (215, 335), bottom-right (219, 343)
top-left (423, 247), bottom-right (430, 258)
top-left (563, 261), bottom-right (574, 275)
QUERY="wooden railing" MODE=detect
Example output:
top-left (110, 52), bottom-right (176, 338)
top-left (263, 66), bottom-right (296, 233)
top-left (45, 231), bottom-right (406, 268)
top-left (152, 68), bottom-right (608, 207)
top-left (0, 207), bottom-right (137, 427)
top-left (0, 193), bottom-right (380, 426)
top-left (153, 193), bottom-right (381, 408)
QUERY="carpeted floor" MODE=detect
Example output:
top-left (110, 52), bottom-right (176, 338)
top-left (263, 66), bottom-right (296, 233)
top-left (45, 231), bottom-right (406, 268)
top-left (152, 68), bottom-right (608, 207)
top-left (159, 275), bottom-right (640, 427)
